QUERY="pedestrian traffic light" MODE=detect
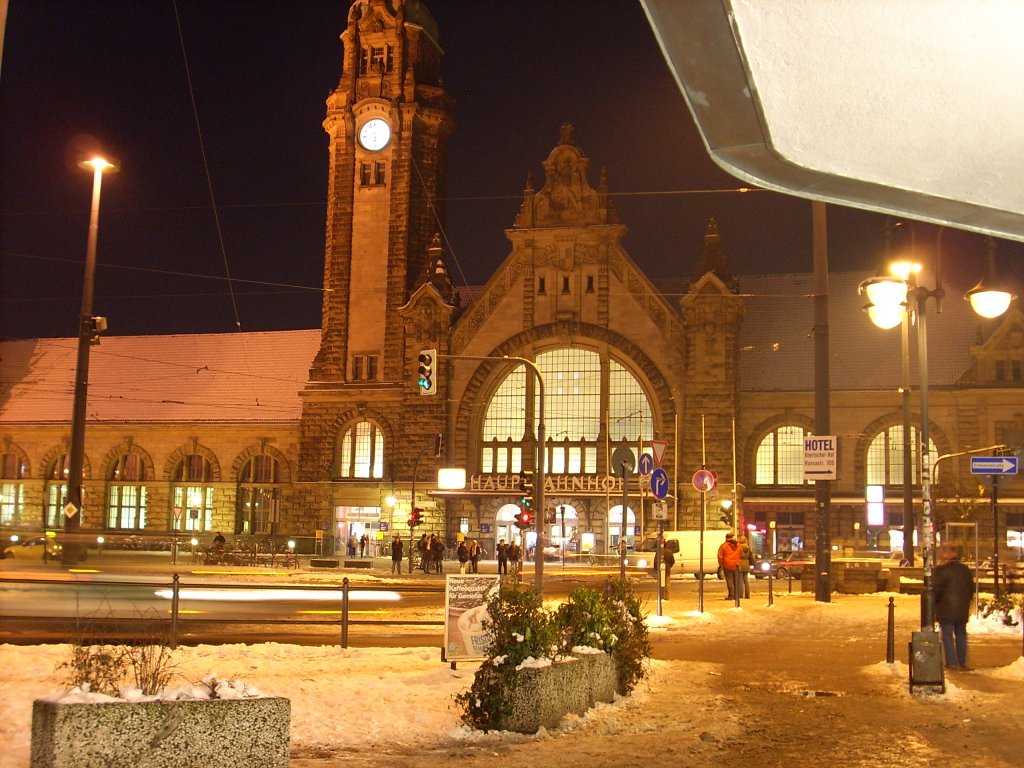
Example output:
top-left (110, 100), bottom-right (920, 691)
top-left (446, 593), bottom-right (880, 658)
top-left (519, 470), bottom-right (534, 508)
top-left (417, 349), bottom-right (437, 395)
top-left (409, 507), bottom-right (423, 527)
top-left (515, 509), bottom-right (533, 530)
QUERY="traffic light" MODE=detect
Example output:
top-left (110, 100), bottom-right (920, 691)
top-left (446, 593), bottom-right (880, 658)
top-left (409, 507), bottom-right (423, 528)
top-left (417, 349), bottom-right (437, 395)
top-left (519, 470), bottom-right (534, 509)
top-left (515, 508), bottom-right (534, 530)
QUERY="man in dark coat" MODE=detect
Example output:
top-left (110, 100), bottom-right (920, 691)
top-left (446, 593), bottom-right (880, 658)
top-left (933, 543), bottom-right (975, 670)
top-left (390, 534), bottom-right (404, 574)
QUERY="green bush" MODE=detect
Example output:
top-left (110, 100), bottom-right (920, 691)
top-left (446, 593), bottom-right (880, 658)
top-left (456, 578), bottom-right (651, 731)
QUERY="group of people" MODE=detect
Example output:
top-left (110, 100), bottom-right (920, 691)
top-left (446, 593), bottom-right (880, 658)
top-left (347, 533), bottom-right (371, 558)
top-left (717, 531), bottom-right (755, 600)
top-left (495, 538), bottom-right (523, 576)
top-left (416, 533), bottom-right (446, 573)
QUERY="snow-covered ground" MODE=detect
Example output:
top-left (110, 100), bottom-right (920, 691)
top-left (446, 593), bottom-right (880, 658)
top-left (1, 592), bottom-right (1021, 768)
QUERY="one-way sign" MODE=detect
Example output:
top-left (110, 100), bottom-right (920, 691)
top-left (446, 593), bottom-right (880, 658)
top-left (970, 456), bottom-right (1018, 475)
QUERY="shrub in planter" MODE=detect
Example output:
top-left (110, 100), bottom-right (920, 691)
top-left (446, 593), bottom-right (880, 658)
top-left (456, 578), bottom-right (650, 732)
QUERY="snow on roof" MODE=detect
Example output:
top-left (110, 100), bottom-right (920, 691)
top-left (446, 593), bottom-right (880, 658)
top-left (0, 330), bottom-right (320, 424)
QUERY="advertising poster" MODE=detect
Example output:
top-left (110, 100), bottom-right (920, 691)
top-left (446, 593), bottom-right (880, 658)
top-left (444, 574), bottom-right (501, 661)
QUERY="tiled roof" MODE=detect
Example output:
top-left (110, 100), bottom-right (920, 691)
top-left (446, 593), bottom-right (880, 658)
top-left (0, 330), bottom-right (320, 424)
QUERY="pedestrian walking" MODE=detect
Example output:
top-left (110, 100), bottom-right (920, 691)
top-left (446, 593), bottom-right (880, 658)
top-left (661, 541), bottom-right (675, 600)
top-left (717, 532), bottom-right (741, 600)
top-left (390, 534), bottom-right (404, 574)
top-left (457, 540), bottom-right (469, 574)
top-left (508, 540), bottom-right (522, 577)
top-left (934, 543), bottom-right (976, 670)
top-left (468, 539), bottom-right (480, 573)
top-left (496, 539), bottom-right (508, 575)
top-left (737, 535), bottom-right (753, 599)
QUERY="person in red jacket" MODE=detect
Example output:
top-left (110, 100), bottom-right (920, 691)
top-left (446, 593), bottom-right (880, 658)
top-left (717, 532), bottom-right (741, 600)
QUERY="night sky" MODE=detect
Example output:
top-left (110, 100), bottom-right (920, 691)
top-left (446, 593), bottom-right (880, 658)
top-left (2, 0), bottom-right (1021, 341)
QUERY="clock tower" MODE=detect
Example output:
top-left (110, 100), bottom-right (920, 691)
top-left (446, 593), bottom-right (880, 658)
top-left (298, 0), bottom-right (455, 515)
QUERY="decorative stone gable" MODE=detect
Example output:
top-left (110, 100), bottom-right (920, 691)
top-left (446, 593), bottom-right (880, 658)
top-left (515, 124), bottom-right (619, 228)
top-left (962, 307), bottom-right (1024, 384)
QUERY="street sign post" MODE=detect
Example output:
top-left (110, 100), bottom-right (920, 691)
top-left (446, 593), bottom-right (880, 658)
top-left (638, 452), bottom-right (655, 476)
top-left (650, 439), bottom-right (668, 467)
top-left (803, 435), bottom-right (838, 481)
top-left (970, 456), bottom-right (1018, 475)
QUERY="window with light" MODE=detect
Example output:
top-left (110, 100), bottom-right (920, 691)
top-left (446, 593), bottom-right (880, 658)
top-left (171, 454), bottom-right (214, 532)
top-left (107, 453), bottom-right (148, 530)
top-left (336, 421), bottom-right (385, 479)
top-left (45, 454), bottom-right (69, 528)
top-left (0, 451), bottom-right (27, 527)
top-left (866, 425), bottom-right (937, 486)
top-left (480, 347), bottom-right (653, 474)
top-left (238, 454), bottom-right (281, 534)
top-left (755, 425), bottom-right (809, 485)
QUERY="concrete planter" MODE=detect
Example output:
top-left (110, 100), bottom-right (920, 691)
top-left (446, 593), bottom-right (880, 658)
top-left (501, 652), bottom-right (618, 734)
top-left (30, 697), bottom-right (290, 768)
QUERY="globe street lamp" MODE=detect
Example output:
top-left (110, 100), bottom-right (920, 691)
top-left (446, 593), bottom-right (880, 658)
top-left (64, 156), bottom-right (118, 562)
top-left (858, 247), bottom-right (1014, 628)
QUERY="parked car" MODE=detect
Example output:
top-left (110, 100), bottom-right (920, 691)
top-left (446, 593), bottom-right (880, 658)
top-left (2, 534), bottom-right (61, 561)
top-left (772, 550), bottom-right (815, 580)
top-left (749, 557), bottom-right (773, 579)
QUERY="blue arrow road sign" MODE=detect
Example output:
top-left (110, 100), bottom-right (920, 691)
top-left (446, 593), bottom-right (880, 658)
top-left (638, 452), bottom-right (655, 476)
top-left (650, 468), bottom-right (669, 500)
top-left (970, 456), bottom-right (1018, 475)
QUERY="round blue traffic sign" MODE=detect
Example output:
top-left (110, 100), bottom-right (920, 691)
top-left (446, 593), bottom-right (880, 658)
top-left (638, 452), bottom-right (655, 476)
top-left (650, 468), bottom-right (669, 500)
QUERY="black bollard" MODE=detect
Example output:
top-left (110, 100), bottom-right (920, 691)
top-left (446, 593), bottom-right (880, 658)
top-left (886, 596), bottom-right (895, 664)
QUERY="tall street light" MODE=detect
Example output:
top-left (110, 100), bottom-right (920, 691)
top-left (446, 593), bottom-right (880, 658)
top-left (858, 241), bottom-right (1015, 628)
top-left (64, 156), bottom-right (118, 561)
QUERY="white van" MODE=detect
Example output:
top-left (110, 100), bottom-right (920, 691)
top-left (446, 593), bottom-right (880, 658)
top-left (623, 530), bottom-right (731, 577)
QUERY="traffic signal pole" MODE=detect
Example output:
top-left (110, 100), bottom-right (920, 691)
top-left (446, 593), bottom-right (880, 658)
top-left (437, 354), bottom-right (546, 596)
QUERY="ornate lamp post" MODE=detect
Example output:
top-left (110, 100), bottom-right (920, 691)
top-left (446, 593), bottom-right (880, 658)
top-left (858, 238), bottom-right (1015, 628)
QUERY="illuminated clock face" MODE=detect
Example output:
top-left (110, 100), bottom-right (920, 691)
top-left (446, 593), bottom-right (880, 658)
top-left (358, 118), bottom-right (391, 151)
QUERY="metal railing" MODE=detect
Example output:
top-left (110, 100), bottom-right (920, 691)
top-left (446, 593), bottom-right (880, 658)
top-left (0, 575), bottom-right (445, 649)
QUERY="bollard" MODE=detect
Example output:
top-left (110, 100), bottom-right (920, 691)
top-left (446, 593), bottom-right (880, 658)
top-left (170, 573), bottom-right (180, 649)
top-left (341, 577), bottom-right (350, 649)
top-left (767, 568), bottom-right (774, 607)
top-left (886, 596), bottom-right (895, 664)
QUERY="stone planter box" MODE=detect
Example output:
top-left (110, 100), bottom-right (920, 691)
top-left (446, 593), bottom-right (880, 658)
top-left (30, 697), bottom-right (290, 768)
top-left (501, 652), bottom-right (618, 734)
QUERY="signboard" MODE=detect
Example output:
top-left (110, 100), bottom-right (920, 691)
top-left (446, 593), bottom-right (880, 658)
top-left (803, 435), bottom-right (838, 480)
top-left (480, 523), bottom-right (491, 534)
top-left (63, 502), bottom-right (78, 518)
top-left (444, 574), bottom-right (501, 662)
top-left (692, 469), bottom-right (716, 493)
top-left (970, 456), bottom-right (1018, 475)
top-left (638, 452), bottom-right (655, 476)
top-left (650, 468), bottom-right (669, 500)
top-left (865, 484), bottom-right (885, 527)
top-left (379, 521), bottom-right (389, 531)
top-left (172, 506), bottom-right (183, 522)
top-left (611, 445), bottom-right (636, 477)
top-left (651, 501), bottom-right (668, 520)
top-left (650, 439), bottom-right (668, 467)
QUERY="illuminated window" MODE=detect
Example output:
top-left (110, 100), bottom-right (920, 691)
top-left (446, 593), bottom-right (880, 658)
top-left (755, 426), bottom-right (809, 485)
top-left (107, 453), bottom-right (147, 530)
top-left (45, 453), bottom-right (70, 528)
top-left (238, 454), bottom-right (281, 534)
top-left (866, 425), bottom-right (937, 486)
top-left (337, 421), bottom-right (385, 479)
top-left (480, 347), bottom-right (652, 475)
top-left (171, 454), bottom-right (214, 532)
top-left (0, 451), bottom-right (27, 527)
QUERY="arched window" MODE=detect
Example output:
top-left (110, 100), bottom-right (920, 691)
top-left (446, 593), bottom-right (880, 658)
top-left (107, 453), bottom-right (148, 530)
top-left (237, 454), bottom-right (281, 534)
top-left (171, 454), bottom-right (214, 532)
top-left (336, 421), bottom-right (385, 479)
top-left (45, 454), bottom-right (69, 528)
top-left (866, 425), bottom-right (937, 486)
top-left (480, 347), bottom-right (653, 474)
top-left (0, 451), bottom-right (28, 528)
top-left (755, 425), bottom-right (810, 485)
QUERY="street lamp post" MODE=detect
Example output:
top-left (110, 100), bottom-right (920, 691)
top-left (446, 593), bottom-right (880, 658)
top-left (64, 156), bottom-right (117, 561)
top-left (859, 238), bottom-right (1015, 629)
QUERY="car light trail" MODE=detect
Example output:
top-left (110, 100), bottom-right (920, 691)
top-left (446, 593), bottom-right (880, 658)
top-left (153, 588), bottom-right (401, 602)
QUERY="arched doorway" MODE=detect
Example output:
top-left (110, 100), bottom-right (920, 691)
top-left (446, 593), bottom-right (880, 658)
top-left (608, 504), bottom-right (637, 552)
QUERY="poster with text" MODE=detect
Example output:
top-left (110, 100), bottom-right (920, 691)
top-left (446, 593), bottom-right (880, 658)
top-left (444, 574), bottom-right (501, 661)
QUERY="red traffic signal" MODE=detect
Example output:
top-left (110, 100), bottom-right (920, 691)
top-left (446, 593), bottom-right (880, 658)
top-left (515, 509), bottom-right (533, 530)
top-left (409, 507), bottom-right (424, 528)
